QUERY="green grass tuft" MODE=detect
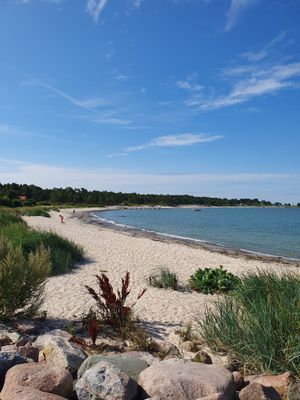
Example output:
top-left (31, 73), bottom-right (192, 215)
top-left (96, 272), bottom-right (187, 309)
top-left (149, 268), bottom-right (179, 290)
top-left (198, 270), bottom-right (300, 378)
top-left (23, 208), bottom-right (51, 218)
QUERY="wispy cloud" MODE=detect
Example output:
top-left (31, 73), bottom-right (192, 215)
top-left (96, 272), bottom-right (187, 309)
top-left (0, 123), bottom-right (51, 139)
top-left (132, 0), bottom-right (143, 8)
top-left (194, 62), bottom-right (300, 110)
top-left (126, 133), bottom-right (223, 152)
top-left (177, 80), bottom-right (203, 92)
top-left (225, 0), bottom-right (258, 32)
top-left (241, 31), bottom-right (288, 62)
top-left (86, 0), bottom-right (108, 22)
top-left (23, 79), bottom-right (106, 113)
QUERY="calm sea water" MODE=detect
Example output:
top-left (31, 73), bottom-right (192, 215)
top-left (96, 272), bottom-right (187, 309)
top-left (93, 208), bottom-right (300, 260)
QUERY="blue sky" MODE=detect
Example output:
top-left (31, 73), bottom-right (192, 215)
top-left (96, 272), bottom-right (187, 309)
top-left (0, 0), bottom-right (300, 202)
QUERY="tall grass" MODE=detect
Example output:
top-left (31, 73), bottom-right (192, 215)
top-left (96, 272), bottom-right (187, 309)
top-left (0, 210), bottom-right (24, 227)
top-left (148, 268), bottom-right (179, 290)
top-left (2, 222), bottom-right (84, 275)
top-left (0, 237), bottom-right (51, 319)
top-left (198, 271), bottom-right (300, 378)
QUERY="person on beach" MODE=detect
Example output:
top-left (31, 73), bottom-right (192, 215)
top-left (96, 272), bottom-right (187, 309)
top-left (59, 214), bottom-right (64, 224)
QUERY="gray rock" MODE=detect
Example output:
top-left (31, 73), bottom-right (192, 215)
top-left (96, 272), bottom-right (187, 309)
top-left (75, 360), bottom-right (138, 400)
top-left (196, 394), bottom-right (228, 400)
top-left (138, 358), bottom-right (235, 400)
top-left (0, 332), bottom-right (12, 347)
top-left (121, 351), bottom-right (160, 366)
top-left (0, 324), bottom-right (21, 343)
top-left (0, 351), bottom-right (32, 389)
top-left (34, 330), bottom-right (87, 374)
top-left (78, 354), bottom-right (149, 382)
top-left (239, 382), bottom-right (281, 400)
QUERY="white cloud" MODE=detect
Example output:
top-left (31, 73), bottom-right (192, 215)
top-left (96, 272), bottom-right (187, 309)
top-left (177, 80), bottom-right (203, 92)
top-left (86, 0), bottom-right (108, 22)
top-left (185, 62), bottom-right (300, 111)
top-left (0, 158), bottom-right (297, 202)
top-left (241, 31), bottom-right (288, 62)
top-left (0, 123), bottom-right (51, 139)
top-left (126, 133), bottom-right (222, 152)
top-left (132, 0), bottom-right (142, 8)
top-left (79, 97), bottom-right (108, 108)
top-left (225, 0), bottom-right (258, 32)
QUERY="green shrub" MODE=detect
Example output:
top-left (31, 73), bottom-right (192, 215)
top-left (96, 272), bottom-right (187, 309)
top-left (149, 268), bottom-right (179, 290)
top-left (2, 223), bottom-right (84, 275)
top-left (23, 208), bottom-right (51, 218)
top-left (0, 237), bottom-right (50, 319)
top-left (198, 271), bottom-right (300, 378)
top-left (189, 266), bottom-right (240, 294)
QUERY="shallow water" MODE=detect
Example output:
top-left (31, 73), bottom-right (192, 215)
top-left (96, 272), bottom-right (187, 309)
top-left (93, 207), bottom-right (300, 260)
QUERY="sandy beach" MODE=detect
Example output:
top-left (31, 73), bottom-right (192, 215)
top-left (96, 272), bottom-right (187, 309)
top-left (24, 209), bottom-right (299, 340)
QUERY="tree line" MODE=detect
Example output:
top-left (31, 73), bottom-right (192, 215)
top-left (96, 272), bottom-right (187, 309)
top-left (0, 183), bottom-right (296, 207)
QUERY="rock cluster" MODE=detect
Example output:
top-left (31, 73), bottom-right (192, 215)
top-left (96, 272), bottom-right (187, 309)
top-left (0, 324), bottom-right (298, 400)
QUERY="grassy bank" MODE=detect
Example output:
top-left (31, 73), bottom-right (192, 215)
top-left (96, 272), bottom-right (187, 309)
top-left (0, 209), bottom-right (84, 275)
top-left (198, 271), bottom-right (300, 378)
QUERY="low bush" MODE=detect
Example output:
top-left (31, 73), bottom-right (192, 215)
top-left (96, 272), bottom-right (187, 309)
top-left (198, 271), bottom-right (300, 378)
top-left (148, 268), bottom-right (179, 290)
top-left (189, 266), bottom-right (240, 294)
top-left (0, 237), bottom-right (50, 319)
top-left (85, 272), bottom-right (146, 334)
top-left (23, 208), bottom-right (50, 218)
top-left (2, 223), bottom-right (84, 275)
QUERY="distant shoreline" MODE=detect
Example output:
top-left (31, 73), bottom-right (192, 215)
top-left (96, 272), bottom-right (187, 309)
top-left (75, 207), bottom-right (300, 267)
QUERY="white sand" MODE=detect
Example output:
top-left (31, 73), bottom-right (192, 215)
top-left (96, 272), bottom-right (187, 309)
top-left (24, 209), bottom-right (299, 339)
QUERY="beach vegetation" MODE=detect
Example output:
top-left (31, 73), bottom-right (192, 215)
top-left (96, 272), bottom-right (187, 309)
top-left (85, 271), bottom-right (146, 334)
top-left (0, 237), bottom-right (50, 319)
top-left (189, 266), bottom-right (240, 294)
top-left (148, 267), bottom-right (179, 290)
top-left (23, 208), bottom-right (51, 218)
top-left (0, 210), bottom-right (24, 227)
top-left (176, 322), bottom-right (198, 342)
top-left (198, 271), bottom-right (300, 378)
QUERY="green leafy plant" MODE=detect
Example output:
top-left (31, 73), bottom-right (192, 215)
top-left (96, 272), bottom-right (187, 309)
top-left (0, 237), bottom-right (51, 319)
top-left (149, 268), bottom-right (179, 290)
top-left (198, 271), bottom-right (300, 378)
top-left (85, 272), bottom-right (146, 333)
top-left (189, 266), bottom-right (240, 294)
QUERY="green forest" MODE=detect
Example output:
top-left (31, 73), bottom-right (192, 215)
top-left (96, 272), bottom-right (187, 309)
top-left (0, 183), bottom-right (294, 208)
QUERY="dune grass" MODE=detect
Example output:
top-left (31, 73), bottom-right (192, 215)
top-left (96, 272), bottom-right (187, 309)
top-left (148, 268), bottom-right (179, 290)
top-left (23, 208), bottom-right (51, 218)
top-left (0, 210), bottom-right (24, 227)
top-left (198, 270), bottom-right (300, 378)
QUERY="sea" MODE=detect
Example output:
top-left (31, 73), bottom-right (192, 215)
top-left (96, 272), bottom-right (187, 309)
top-left (92, 207), bottom-right (300, 261)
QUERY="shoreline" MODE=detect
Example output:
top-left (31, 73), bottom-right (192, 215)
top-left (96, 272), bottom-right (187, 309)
top-left (77, 208), bottom-right (300, 267)
top-left (23, 208), bottom-right (300, 339)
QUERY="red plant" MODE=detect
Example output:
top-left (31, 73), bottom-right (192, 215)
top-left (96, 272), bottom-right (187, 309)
top-left (85, 272), bottom-right (146, 331)
top-left (87, 318), bottom-right (100, 345)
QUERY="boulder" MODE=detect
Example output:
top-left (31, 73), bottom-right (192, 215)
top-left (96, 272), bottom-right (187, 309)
top-left (239, 382), bottom-right (282, 400)
top-left (196, 394), bottom-right (228, 400)
top-left (78, 354), bottom-right (149, 382)
top-left (1, 363), bottom-right (73, 398)
top-left (1, 344), bottom-right (18, 352)
top-left (138, 358), bottom-right (235, 400)
top-left (288, 381), bottom-right (300, 400)
top-left (15, 321), bottom-right (39, 335)
top-left (75, 360), bottom-right (138, 400)
top-left (18, 344), bottom-right (39, 362)
top-left (0, 351), bottom-right (32, 389)
top-left (34, 330), bottom-right (87, 374)
top-left (1, 387), bottom-right (68, 400)
top-left (122, 351), bottom-right (160, 366)
top-left (0, 324), bottom-right (21, 343)
top-left (244, 372), bottom-right (292, 398)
